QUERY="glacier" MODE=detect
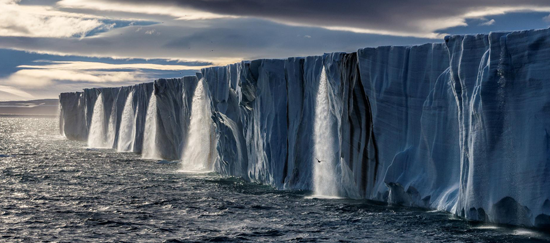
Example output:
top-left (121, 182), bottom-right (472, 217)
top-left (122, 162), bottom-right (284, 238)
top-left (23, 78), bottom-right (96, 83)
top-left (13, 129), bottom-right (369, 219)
top-left (58, 28), bottom-right (550, 229)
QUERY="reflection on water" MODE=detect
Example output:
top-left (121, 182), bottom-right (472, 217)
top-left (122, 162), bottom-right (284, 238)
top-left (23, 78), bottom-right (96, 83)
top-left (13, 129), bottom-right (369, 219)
top-left (0, 117), bottom-right (549, 242)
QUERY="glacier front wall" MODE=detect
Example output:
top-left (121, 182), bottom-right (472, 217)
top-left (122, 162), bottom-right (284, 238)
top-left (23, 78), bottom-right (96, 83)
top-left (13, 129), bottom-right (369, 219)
top-left (58, 28), bottom-right (550, 229)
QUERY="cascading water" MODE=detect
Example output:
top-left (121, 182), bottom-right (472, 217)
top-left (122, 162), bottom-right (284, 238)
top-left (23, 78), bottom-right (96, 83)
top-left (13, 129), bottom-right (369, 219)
top-left (142, 94), bottom-right (159, 159)
top-left (105, 101), bottom-right (117, 148)
top-left (180, 79), bottom-right (216, 172)
top-left (88, 94), bottom-right (109, 148)
top-left (117, 92), bottom-right (136, 152)
top-left (58, 101), bottom-right (64, 137)
top-left (312, 67), bottom-right (339, 197)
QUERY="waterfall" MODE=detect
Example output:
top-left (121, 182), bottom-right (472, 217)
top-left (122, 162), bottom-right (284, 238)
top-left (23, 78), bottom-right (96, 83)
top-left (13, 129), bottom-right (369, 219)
top-left (105, 101), bottom-right (117, 148)
top-left (117, 92), bottom-right (136, 152)
top-left (58, 100), bottom-right (64, 136)
top-left (180, 79), bottom-right (216, 172)
top-left (88, 94), bottom-right (108, 148)
top-left (312, 67), bottom-right (339, 197)
top-left (142, 94), bottom-right (159, 159)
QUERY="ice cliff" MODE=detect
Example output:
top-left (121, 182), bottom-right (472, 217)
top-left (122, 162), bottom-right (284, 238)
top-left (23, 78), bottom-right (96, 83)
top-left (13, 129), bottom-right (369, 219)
top-left (58, 28), bottom-right (550, 229)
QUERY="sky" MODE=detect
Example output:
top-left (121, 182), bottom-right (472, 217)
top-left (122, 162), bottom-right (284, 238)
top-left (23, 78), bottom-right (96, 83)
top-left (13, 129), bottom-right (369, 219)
top-left (1, 0), bottom-right (550, 100)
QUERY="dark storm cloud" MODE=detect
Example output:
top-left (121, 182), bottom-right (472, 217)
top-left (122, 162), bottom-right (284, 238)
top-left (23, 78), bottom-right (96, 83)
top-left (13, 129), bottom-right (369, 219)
top-left (102, 0), bottom-right (550, 36)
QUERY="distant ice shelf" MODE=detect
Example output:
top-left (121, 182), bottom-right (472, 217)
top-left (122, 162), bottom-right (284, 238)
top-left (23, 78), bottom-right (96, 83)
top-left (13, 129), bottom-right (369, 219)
top-left (58, 28), bottom-right (550, 230)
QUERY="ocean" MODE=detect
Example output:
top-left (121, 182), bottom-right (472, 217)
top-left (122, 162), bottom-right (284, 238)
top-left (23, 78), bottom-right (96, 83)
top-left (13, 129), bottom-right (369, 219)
top-left (1, 117), bottom-right (548, 242)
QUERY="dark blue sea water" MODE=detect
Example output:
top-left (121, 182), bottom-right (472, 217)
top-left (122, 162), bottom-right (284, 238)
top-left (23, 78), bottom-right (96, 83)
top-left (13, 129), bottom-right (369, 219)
top-left (1, 117), bottom-right (549, 242)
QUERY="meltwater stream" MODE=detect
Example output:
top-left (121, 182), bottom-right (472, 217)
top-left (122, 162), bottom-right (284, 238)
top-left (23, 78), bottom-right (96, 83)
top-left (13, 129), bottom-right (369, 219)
top-left (1, 117), bottom-right (550, 242)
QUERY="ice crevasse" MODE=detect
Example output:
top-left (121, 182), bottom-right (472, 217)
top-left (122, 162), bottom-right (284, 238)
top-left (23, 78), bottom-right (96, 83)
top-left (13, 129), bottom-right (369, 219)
top-left (58, 28), bottom-right (550, 229)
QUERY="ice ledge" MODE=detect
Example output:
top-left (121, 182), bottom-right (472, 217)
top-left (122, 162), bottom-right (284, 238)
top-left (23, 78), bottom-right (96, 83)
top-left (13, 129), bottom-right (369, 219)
top-left (58, 27), bottom-right (550, 230)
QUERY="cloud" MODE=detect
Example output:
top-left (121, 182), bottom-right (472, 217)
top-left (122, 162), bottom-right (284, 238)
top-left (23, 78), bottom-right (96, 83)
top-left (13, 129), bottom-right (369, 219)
top-left (2, 60), bottom-right (211, 88)
top-left (19, 60), bottom-right (212, 71)
top-left (0, 17), bottom-right (438, 100)
top-left (1, 0), bottom-right (549, 101)
top-left (0, 59), bottom-right (210, 99)
top-left (480, 19), bottom-right (496, 26)
top-left (0, 18), bottom-right (434, 65)
top-left (0, 0), bottom-right (113, 38)
top-left (56, 0), bottom-right (550, 38)
top-left (0, 84), bottom-right (34, 99)
top-left (57, 0), bottom-right (230, 20)
top-left (3, 69), bottom-right (144, 88)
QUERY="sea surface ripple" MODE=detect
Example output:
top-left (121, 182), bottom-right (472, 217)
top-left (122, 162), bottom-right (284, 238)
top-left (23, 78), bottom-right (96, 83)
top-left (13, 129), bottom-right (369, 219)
top-left (0, 117), bottom-right (549, 242)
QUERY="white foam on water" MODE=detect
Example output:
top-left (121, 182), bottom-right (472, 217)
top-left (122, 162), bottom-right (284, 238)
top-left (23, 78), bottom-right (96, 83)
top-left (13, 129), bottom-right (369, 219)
top-left (472, 225), bottom-right (500, 230)
top-left (304, 195), bottom-right (345, 200)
